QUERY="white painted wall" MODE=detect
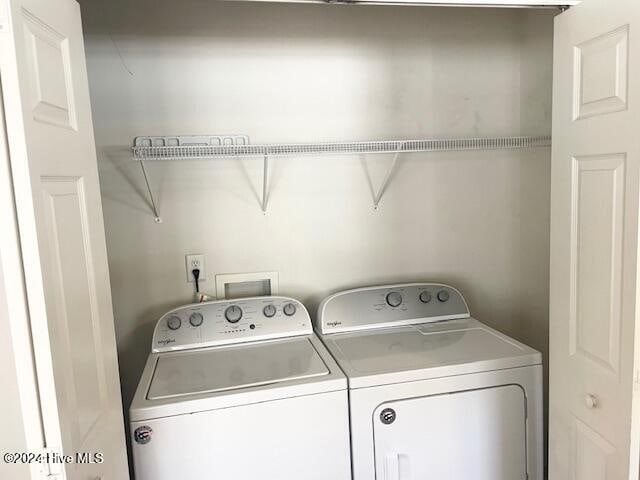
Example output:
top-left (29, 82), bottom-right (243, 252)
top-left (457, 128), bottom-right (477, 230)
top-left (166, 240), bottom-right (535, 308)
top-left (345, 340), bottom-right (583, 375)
top-left (80, 0), bottom-right (554, 414)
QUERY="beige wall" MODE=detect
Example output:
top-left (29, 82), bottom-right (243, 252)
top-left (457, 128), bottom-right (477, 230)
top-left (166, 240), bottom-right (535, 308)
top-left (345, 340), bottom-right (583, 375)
top-left (80, 0), bottom-right (554, 411)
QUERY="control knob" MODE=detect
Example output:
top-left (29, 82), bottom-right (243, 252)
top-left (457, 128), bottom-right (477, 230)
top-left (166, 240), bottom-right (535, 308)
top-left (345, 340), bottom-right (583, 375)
top-left (225, 305), bottom-right (243, 323)
top-left (437, 290), bottom-right (450, 302)
top-left (263, 304), bottom-right (277, 318)
top-left (283, 303), bottom-right (297, 316)
top-left (189, 312), bottom-right (204, 327)
top-left (386, 292), bottom-right (403, 308)
top-left (167, 315), bottom-right (182, 330)
top-left (419, 291), bottom-right (432, 304)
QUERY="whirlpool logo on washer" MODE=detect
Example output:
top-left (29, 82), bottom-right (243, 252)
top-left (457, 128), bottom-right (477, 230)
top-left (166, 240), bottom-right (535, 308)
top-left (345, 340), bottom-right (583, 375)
top-left (157, 338), bottom-right (175, 346)
top-left (134, 426), bottom-right (153, 445)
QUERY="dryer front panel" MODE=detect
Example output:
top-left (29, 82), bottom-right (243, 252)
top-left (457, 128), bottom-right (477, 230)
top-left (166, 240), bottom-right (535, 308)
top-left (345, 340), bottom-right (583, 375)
top-left (373, 385), bottom-right (527, 480)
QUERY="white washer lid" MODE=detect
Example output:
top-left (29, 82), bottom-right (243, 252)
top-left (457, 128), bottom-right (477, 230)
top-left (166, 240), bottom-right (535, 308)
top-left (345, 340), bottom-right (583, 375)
top-left (322, 319), bottom-right (542, 388)
top-left (147, 337), bottom-right (329, 400)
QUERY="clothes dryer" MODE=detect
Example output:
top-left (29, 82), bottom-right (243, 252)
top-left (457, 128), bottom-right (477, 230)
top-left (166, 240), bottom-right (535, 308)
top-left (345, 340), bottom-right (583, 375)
top-left (316, 283), bottom-right (543, 480)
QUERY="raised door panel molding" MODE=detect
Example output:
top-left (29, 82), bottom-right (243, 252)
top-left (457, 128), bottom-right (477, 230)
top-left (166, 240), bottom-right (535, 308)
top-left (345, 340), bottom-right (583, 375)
top-left (41, 177), bottom-right (108, 448)
top-left (571, 417), bottom-right (616, 480)
top-left (21, 9), bottom-right (77, 130)
top-left (569, 154), bottom-right (625, 374)
top-left (573, 25), bottom-right (629, 120)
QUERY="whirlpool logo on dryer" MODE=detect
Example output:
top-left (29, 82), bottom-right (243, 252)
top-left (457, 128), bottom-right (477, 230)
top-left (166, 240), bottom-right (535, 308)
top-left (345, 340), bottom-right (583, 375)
top-left (326, 321), bottom-right (342, 327)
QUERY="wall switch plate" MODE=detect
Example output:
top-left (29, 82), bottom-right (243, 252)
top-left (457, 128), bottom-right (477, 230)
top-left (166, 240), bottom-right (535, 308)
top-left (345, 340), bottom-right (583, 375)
top-left (186, 254), bottom-right (206, 283)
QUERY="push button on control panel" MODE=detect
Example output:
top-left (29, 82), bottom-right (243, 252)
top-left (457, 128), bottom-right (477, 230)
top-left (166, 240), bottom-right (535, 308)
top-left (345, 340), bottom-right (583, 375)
top-left (224, 305), bottom-right (243, 323)
top-left (167, 315), bottom-right (182, 330)
top-left (386, 292), bottom-right (403, 308)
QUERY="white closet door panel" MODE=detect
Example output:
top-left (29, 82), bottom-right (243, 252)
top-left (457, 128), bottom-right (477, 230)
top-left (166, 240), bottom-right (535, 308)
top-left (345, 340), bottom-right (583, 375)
top-left (0, 0), bottom-right (128, 478)
top-left (551, 2), bottom-right (640, 479)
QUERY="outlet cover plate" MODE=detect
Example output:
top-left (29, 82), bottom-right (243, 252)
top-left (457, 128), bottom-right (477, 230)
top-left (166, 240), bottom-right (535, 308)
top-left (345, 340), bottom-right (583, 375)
top-left (186, 254), bottom-right (206, 283)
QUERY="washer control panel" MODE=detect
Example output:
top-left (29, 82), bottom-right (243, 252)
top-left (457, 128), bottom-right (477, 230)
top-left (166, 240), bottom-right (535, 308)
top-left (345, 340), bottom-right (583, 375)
top-left (152, 296), bottom-right (311, 352)
top-left (317, 283), bottom-right (470, 334)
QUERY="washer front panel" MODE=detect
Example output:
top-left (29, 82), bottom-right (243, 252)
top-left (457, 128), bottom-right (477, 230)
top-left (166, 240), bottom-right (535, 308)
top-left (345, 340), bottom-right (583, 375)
top-left (152, 296), bottom-right (311, 352)
top-left (317, 283), bottom-right (469, 334)
top-left (131, 389), bottom-right (351, 480)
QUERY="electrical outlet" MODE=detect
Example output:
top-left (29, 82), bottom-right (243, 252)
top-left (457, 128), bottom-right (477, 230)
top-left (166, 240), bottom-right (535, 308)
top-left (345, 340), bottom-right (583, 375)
top-left (185, 254), bottom-right (206, 283)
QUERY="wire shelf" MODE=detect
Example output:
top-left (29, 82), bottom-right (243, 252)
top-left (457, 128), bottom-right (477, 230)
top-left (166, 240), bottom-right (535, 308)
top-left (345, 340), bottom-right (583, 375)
top-left (132, 135), bottom-right (552, 161)
top-left (132, 134), bottom-right (552, 222)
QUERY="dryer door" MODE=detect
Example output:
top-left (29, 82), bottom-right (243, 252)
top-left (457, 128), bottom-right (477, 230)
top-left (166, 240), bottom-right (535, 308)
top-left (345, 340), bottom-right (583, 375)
top-left (373, 385), bottom-right (527, 480)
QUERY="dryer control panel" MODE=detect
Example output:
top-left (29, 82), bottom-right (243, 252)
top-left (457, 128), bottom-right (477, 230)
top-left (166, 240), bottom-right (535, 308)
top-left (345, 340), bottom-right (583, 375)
top-left (151, 296), bottom-right (311, 352)
top-left (317, 283), bottom-right (470, 334)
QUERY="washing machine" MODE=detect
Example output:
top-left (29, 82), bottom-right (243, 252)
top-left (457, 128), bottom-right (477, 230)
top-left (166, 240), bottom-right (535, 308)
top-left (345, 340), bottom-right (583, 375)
top-left (130, 296), bottom-right (351, 480)
top-left (316, 283), bottom-right (543, 480)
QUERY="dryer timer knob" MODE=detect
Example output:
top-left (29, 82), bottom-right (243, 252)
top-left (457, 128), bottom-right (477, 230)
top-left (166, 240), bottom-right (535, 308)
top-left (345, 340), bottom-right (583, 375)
top-left (283, 303), bottom-right (297, 316)
top-left (437, 290), bottom-right (450, 302)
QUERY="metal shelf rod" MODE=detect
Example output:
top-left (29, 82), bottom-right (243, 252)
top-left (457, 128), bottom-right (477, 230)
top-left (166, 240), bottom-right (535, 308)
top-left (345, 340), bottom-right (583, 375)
top-left (262, 155), bottom-right (269, 213)
top-left (139, 160), bottom-right (162, 223)
top-left (373, 143), bottom-right (404, 210)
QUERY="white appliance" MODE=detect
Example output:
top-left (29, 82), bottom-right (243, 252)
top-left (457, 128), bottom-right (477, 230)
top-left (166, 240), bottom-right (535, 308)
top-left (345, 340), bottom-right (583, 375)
top-left (316, 283), bottom-right (543, 480)
top-left (130, 296), bottom-right (351, 480)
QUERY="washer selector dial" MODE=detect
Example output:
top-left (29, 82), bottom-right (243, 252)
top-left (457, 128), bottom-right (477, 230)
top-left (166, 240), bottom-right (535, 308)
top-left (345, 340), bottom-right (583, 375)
top-left (386, 292), bottom-right (403, 308)
top-left (167, 315), bottom-right (182, 330)
top-left (437, 290), bottom-right (450, 302)
top-left (263, 304), bottom-right (277, 318)
top-left (189, 312), bottom-right (204, 327)
top-left (224, 305), bottom-right (243, 323)
top-left (283, 303), bottom-right (297, 316)
top-left (419, 291), bottom-right (432, 304)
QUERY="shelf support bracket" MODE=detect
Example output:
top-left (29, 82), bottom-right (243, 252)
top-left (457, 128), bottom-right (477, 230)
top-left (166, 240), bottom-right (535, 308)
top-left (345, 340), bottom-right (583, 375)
top-left (139, 160), bottom-right (162, 223)
top-left (261, 154), bottom-right (269, 213)
top-left (373, 143), bottom-right (405, 210)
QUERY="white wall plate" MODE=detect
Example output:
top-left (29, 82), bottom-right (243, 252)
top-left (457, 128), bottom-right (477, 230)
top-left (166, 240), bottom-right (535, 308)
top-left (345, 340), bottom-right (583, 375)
top-left (215, 272), bottom-right (279, 299)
